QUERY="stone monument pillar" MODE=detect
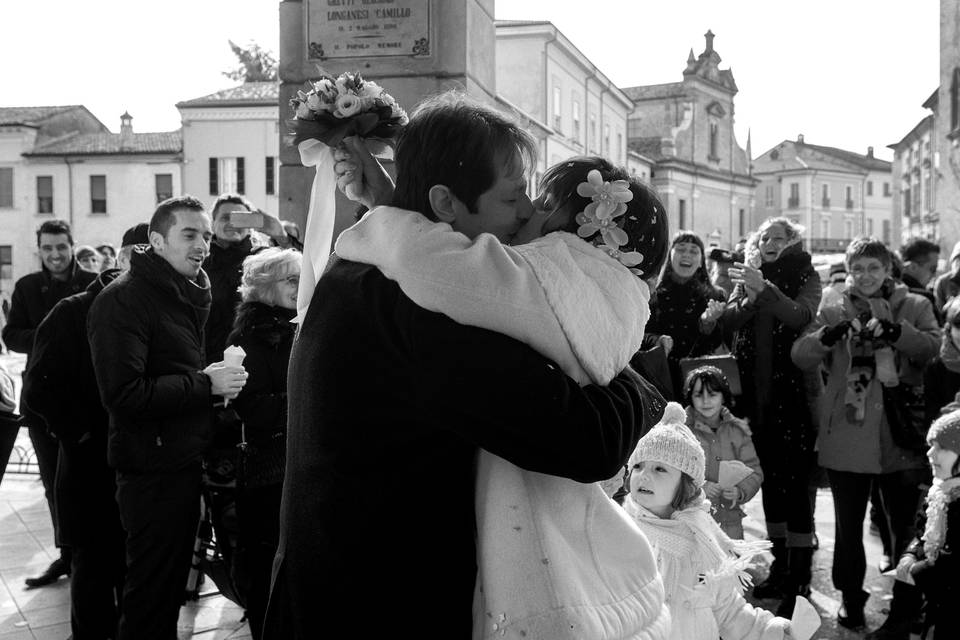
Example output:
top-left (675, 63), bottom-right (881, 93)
top-left (278, 0), bottom-right (496, 238)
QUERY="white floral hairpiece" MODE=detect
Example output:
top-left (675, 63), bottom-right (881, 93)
top-left (575, 169), bottom-right (645, 275)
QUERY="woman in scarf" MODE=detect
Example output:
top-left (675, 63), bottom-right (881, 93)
top-left (925, 297), bottom-right (960, 416)
top-left (645, 231), bottom-right (728, 401)
top-left (722, 217), bottom-right (821, 618)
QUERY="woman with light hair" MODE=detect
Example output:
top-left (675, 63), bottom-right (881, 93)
top-left (723, 216), bottom-right (821, 617)
top-left (226, 247), bottom-right (300, 640)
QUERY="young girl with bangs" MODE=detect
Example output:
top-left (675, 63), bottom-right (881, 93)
top-left (682, 366), bottom-right (763, 540)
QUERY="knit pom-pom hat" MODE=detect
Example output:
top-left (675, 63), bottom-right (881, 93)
top-left (929, 408), bottom-right (960, 456)
top-left (629, 402), bottom-right (706, 487)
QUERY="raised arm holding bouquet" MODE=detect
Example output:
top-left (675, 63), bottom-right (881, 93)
top-left (287, 71), bottom-right (408, 321)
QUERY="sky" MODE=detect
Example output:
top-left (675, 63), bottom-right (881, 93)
top-left (2, 1), bottom-right (939, 161)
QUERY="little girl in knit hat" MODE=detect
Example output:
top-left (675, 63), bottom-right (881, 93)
top-left (623, 402), bottom-right (805, 640)
top-left (888, 409), bottom-right (960, 640)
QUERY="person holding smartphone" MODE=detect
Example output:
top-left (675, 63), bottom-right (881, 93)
top-left (204, 194), bottom-right (297, 365)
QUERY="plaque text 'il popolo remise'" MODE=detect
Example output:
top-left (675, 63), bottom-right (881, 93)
top-left (308, 0), bottom-right (431, 60)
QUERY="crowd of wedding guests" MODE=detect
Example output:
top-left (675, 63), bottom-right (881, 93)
top-left (0, 90), bottom-right (957, 640)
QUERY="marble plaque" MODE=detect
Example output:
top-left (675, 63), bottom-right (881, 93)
top-left (306, 0), bottom-right (431, 60)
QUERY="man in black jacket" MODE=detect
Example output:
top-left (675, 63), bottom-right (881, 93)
top-left (2, 219), bottom-right (96, 588)
top-left (88, 197), bottom-right (248, 640)
top-left (263, 95), bottom-right (666, 638)
top-left (25, 223), bottom-right (147, 639)
top-left (203, 194), bottom-right (298, 365)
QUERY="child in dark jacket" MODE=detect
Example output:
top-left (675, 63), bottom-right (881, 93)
top-left (683, 366), bottom-right (763, 540)
top-left (892, 410), bottom-right (960, 640)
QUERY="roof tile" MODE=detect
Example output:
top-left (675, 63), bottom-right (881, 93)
top-left (176, 82), bottom-right (279, 108)
top-left (26, 131), bottom-right (182, 156)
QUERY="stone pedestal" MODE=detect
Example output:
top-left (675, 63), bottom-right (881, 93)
top-left (278, 0), bottom-right (496, 240)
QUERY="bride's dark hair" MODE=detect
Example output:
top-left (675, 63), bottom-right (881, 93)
top-left (539, 156), bottom-right (669, 279)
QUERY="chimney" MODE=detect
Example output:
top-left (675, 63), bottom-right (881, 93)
top-left (867, 146), bottom-right (874, 158)
top-left (120, 112), bottom-right (133, 150)
top-left (797, 133), bottom-right (805, 144)
top-left (704, 29), bottom-right (715, 53)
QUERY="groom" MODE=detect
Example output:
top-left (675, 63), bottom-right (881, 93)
top-left (263, 93), bottom-right (663, 638)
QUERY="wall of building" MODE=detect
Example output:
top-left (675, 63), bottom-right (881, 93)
top-left (179, 106), bottom-right (280, 214)
top-left (936, 0), bottom-right (960, 252)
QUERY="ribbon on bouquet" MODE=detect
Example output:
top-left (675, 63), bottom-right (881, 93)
top-left (295, 139), bottom-right (338, 324)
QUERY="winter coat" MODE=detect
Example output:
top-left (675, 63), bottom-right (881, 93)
top-left (24, 269), bottom-right (121, 545)
top-left (723, 243), bottom-right (820, 452)
top-left (263, 257), bottom-right (665, 640)
top-left (933, 241), bottom-right (960, 312)
top-left (88, 247), bottom-right (213, 473)
top-left (203, 236), bottom-right (257, 365)
top-left (227, 301), bottom-right (295, 487)
top-left (687, 407), bottom-right (763, 529)
top-left (623, 497), bottom-right (788, 640)
top-left (646, 276), bottom-right (727, 400)
top-left (791, 281), bottom-right (939, 474)
top-left (905, 478), bottom-right (960, 640)
top-left (923, 334), bottom-right (960, 419)
top-left (2, 260), bottom-right (97, 426)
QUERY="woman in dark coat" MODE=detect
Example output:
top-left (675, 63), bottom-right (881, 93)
top-left (723, 217), bottom-right (821, 617)
top-left (644, 231), bottom-right (727, 400)
top-left (227, 248), bottom-right (300, 640)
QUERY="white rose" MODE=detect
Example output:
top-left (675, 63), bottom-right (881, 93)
top-left (295, 102), bottom-right (312, 119)
top-left (333, 94), bottom-right (363, 119)
top-left (359, 81), bottom-right (383, 98)
top-left (306, 93), bottom-right (321, 111)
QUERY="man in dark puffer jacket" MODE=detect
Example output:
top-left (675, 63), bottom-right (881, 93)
top-left (88, 197), bottom-right (248, 640)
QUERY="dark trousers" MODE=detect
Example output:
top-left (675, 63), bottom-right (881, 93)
top-left (71, 538), bottom-right (126, 640)
top-left (59, 441), bottom-right (126, 640)
top-left (236, 483), bottom-right (282, 640)
top-left (0, 414), bottom-right (18, 486)
top-left (116, 465), bottom-right (201, 640)
top-left (755, 435), bottom-right (815, 545)
top-left (827, 467), bottom-right (927, 616)
top-left (27, 422), bottom-right (67, 549)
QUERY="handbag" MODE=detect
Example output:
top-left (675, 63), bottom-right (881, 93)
top-left (881, 383), bottom-right (928, 451)
top-left (630, 343), bottom-right (675, 401)
top-left (678, 353), bottom-right (742, 396)
top-left (236, 422), bottom-right (286, 489)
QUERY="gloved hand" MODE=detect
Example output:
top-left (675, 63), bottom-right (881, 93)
top-left (820, 320), bottom-right (852, 347)
top-left (869, 318), bottom-right (902, 343)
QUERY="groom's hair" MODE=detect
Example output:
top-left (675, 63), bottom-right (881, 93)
top-left (390, 92), bottom-right (536, 220)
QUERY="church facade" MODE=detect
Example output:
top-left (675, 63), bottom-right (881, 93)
top-left (623, 31), bottom-right (756, 249)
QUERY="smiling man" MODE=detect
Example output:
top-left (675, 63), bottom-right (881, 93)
top-left (264, 94), bottom-right (658, 638)
top-left (88, 196), bottom-right (248, 640)
top-left (3, 219), bottom-right (96, 589)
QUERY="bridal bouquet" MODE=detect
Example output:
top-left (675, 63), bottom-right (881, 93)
top-left (288, 71), bottom-right (408, 156)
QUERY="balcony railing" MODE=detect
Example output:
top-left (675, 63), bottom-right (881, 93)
top-left (808, 237), bottom-right (851, 253)
top-left (846, 199), bottom-right (854, 210)
top-left (821, 198), bottom-right (831, 209)
top-left (787, 197), bottom-right (799, 209)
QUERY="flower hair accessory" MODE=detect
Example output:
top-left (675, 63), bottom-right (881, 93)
top-left (575, 170), bottom-right (645, 275)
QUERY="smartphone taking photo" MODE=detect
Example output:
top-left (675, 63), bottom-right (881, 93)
top-left (228, 212), bottom-right (264, 229)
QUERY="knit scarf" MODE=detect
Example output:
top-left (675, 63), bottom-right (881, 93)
top-left (940, 333), bottom-right (960, 375)
top-left (622, 495), bottom-right (769, 602)
top-left (923, 476), bottom-right (960, 560)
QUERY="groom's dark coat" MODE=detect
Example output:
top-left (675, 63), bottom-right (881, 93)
top-left (263, 257), bottom-right (665, 638)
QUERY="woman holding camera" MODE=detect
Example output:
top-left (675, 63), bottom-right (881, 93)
top-left (792, 237), bottom-right (939, 636)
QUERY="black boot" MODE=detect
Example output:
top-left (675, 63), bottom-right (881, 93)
top-left (775, 546), bottom-right (813, 617)
top-left (837, 589), bottom-right (869, 629)
top-left (752, 537), bottom-right (787, 599)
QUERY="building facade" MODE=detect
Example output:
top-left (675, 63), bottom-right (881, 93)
top-left (932, 0), bottom-right (960, 252)
top-left (623, 31), bottom-right (756, 248)
top-left (753, 136), bottom-right (894, 252)
top-left (177, 82), bottom-right (280, 215)
top-left (890, 108), bottom-right (936, 244)
top-left (494, 20), bottom-right (633, 186)
top-left (0, 107), bottom-right (180, 290)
